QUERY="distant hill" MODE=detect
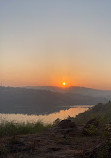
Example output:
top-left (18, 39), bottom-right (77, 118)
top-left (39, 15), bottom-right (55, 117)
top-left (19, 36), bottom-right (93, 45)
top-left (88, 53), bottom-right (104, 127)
top-left (25, 86), bottom-right (111, 98)
top-left (0, 86), bottom-right (109, 114)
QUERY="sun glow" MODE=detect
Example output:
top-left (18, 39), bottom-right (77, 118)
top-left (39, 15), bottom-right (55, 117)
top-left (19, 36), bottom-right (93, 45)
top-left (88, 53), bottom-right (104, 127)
top-left (62, 82), bottom-right (66, 86)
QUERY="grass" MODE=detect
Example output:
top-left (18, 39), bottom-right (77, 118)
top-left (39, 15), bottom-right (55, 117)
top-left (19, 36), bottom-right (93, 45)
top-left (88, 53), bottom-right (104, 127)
top-left (0, 121), bottom-right (52, 137)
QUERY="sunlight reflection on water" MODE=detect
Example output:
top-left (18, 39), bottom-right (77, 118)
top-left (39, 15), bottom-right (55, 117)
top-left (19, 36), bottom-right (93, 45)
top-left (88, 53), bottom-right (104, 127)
top-left (0, 105), bottom-right (94, 124)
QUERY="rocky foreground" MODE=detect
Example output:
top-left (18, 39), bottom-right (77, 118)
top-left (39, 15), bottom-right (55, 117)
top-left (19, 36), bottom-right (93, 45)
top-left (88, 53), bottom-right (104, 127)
top-left (0, 119), bottom-right (111, 158)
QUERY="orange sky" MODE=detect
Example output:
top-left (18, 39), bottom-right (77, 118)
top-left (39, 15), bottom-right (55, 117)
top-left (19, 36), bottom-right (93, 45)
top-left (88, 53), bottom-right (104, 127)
top-left (1, 1), bottom-right (111, 90)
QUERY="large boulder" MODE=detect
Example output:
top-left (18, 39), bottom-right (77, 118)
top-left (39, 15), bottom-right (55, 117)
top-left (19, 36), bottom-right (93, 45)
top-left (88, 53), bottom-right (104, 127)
top-left (58, 119), bottom-right (76, 129)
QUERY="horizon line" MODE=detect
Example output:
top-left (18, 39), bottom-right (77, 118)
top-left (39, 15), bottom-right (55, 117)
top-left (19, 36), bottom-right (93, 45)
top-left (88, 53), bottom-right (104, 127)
top-left (1, 85), bottom-right (111, 91)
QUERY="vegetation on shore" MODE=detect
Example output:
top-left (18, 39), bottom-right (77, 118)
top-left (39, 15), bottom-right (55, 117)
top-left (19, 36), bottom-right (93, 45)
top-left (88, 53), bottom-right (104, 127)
top-left (73, 101), bottom-right (111, 125)
top-left (0, 121), bottom-right (52, 137)
top-left (0, 101), bottom-right (111, 137)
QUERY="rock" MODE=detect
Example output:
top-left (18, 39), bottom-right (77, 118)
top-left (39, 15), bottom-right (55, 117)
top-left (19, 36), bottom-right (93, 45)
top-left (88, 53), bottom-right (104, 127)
top-left (58, 119), bottom-right (76, 129)
top-left (83, 149), bottom-right (90, 156)
top-left (48, 146), bottom-right (62, 151)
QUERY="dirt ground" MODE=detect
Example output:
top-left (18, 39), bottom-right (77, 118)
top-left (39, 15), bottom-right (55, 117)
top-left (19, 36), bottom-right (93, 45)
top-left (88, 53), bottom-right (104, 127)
top-left (0, 127), bottom-right (104, 158)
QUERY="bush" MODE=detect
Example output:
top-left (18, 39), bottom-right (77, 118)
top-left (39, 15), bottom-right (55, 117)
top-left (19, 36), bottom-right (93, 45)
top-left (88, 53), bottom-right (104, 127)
top-left (83, 124), bottom-right (98, 136)
top-left (82, 118), bottom-right (100, 136)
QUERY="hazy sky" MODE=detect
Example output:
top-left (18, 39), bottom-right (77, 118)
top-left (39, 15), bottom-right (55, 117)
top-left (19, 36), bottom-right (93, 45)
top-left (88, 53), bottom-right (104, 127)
top-left (0, 0), bottom-right (111, 89)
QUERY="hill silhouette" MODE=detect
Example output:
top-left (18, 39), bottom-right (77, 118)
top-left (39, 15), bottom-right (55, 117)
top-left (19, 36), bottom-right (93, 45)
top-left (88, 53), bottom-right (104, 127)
top-left (25, 86), bottom-right (111, 98)
top-left (0, 86), bottom-right (109, 114)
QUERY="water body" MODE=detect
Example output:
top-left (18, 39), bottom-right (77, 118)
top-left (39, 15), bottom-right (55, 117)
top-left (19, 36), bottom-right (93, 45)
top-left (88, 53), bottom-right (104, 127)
top-left (0, 105), bottom-right (94, 124)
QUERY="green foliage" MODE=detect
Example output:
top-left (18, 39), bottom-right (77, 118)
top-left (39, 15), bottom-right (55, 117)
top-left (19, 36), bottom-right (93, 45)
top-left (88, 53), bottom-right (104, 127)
top-left (83, 124), bottom-right (98, 136)
top-left (0, 121), bottom-right (52, 137)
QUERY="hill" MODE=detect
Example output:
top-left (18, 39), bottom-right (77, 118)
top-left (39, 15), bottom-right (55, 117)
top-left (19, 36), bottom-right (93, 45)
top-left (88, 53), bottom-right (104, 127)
top-left (25, 86), bottom-right (111, 98)
top-left (0, 86), bottom-right (108, 114)
top-left (74, 101), bottom-right (111, 124)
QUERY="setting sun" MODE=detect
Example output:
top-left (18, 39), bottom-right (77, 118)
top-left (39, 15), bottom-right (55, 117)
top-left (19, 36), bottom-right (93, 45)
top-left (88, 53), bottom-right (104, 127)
top-left (62, 82), bottom-right (66, 86)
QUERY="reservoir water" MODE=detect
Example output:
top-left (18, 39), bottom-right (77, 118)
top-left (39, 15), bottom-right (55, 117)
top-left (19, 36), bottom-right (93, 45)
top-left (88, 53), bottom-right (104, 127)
top-left (0, 105), bottom-right (94, 124)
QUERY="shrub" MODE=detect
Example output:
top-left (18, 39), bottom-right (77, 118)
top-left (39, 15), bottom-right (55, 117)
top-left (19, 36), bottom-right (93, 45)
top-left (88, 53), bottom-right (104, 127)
top-left (83, 124), bottom-right (98, 136)
top-left (82, 118), bottom-right (100, 136)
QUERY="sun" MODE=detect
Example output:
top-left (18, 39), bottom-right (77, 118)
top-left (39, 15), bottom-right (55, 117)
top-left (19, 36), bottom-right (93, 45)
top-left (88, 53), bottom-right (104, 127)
top-left (62, 82), bottom-right (66, 86)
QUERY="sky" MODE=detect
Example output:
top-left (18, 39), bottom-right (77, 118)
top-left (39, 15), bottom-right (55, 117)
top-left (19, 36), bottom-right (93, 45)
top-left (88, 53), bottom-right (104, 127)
top-left (0, 0), bottom-right (111, 89)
